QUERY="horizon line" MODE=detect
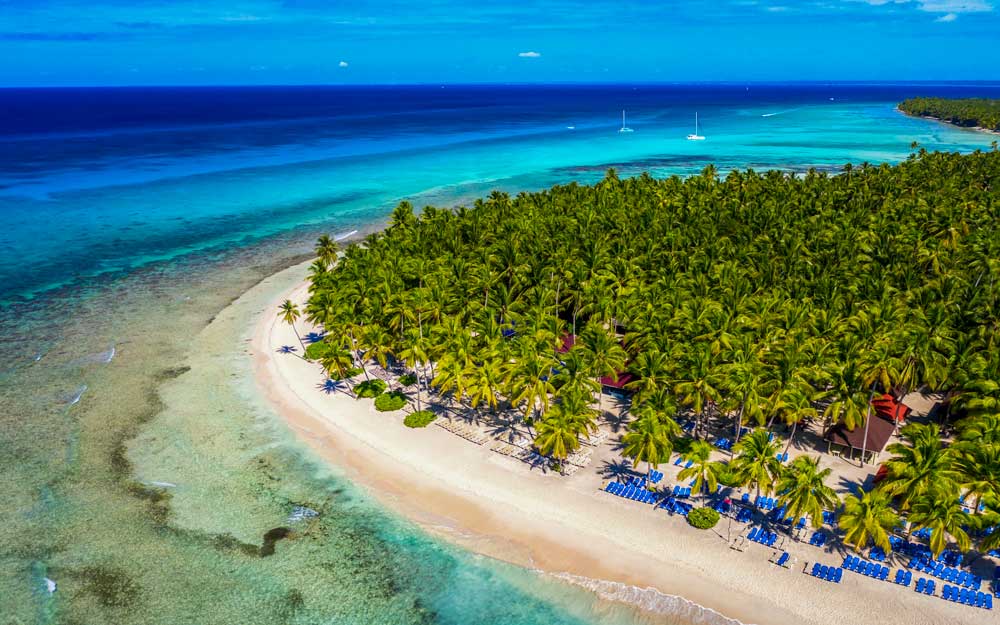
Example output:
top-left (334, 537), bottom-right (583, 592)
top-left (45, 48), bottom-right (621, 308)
top-left (4, 79), bottom-right (1000, 90)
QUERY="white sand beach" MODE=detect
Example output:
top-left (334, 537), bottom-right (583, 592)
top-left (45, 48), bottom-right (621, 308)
top-left (250, 266), bottom-right (980, 625)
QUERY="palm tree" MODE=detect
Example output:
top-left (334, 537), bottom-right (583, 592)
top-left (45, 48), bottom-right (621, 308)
top-left (534, 392), bottom-right (595, 474)
top-left (315, 234), bottom-right (340, 268)
top-left (621, 409), bottom-right (674, 481)
top-left (879, 423), bottom-right (959, 510)
top-left (907, 487), bottom-right (972, 558)
top-left (672, 343), bottom-right (723, 439)
top-left (838, 490), bottom-right (900, 553)
top-left (507, 348), bottom-right (557, 422)
top-left (320, 349), bottom-right (356, 387)
top-left (720, 336), bottom-right (767, 444)
top-left (953, 442), bottom-right (1000, 515)
top-left (361, 324), bottom-right (395, 373)
top-left (775, 456), bottom-right (839, 528)
top-left (278, 299), bottom-right (304, 352)
top-left (731, 429), bottom-right (782, 507)
top-left (464, 354), bottom-right (504, 413)
top-left (626, 350), bottom-right (671, 405)
top-left (677, 440), bottom-right (724, 499)
top-left (579, 322), bottom-right (627, 417)
top-left (398, 326), bottom-right (431, 412)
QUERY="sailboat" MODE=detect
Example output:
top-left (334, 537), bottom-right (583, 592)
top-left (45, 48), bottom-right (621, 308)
top-left (686, 112), bottom-right (705, 141)
top-left (618, 109), bottom-right (634, 133)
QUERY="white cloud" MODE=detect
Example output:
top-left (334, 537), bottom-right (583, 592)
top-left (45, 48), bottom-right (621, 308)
top-left (517, 51), bottom-right (541, 58)
top-left (936, 10), bottom-right (959, 18)
top-left (919, 0), bottom-right (991, 11)
top-left (338, 60), bottom-right (349, 67)
top-left (850, 0), bottom-right (991, 10)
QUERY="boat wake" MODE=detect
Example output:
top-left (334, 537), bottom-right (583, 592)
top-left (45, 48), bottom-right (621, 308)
top-left (548, 571), bottom-right (747, 625)
top-left (761, 108), bottom-right (801, 118)
top-left (334, 230), bottom-right (358, 241)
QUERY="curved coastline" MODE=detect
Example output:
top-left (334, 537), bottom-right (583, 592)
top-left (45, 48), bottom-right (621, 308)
top-left (248, 269), bottom-right (973, 625)
top-left (896, 106), bottom-right (1000, 136)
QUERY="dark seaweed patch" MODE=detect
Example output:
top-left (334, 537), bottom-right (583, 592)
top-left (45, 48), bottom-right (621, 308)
top-left (79, 566), bottom-right (141, 609)
top-left (260, 526), bottom-right (292, 557)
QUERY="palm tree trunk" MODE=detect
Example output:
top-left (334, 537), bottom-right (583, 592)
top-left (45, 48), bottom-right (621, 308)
top-left (860, 384), bottom-right (876, 467)
top-left (784, 420), bottom-right (798, 454)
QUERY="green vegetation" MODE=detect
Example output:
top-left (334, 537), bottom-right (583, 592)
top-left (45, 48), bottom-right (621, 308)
top-left (687, 506), bottom-right (720, 530)
top-left (303, 149), bottom-right (1000, 554)
top-left (398, 373), bottom-right (418, 386)
top-left (354, 379), bottom-right (387, 399)
top-left (899, 97), bottom-right (1000, 132)
top-left (404, 410), bottom-right (437, 428)
top-left (303, 341), bottom-right (330, 361)
top-left (374, 390), bottom-right (408, 412)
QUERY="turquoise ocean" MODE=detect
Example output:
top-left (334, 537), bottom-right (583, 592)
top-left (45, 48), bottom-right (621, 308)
top-left (0, 83), bottom-right (997, 625)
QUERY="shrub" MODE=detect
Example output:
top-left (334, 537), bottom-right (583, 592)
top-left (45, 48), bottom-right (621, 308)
top-left (404, 410), bottom-right (437, 428)
top-left (374, 391), bottom-right (407, 412)
top-left (354, 379), bottom-right (387, 398)
top-left (398, 373), bottom-right (418, 387)
top-left (687, 507), bottom-right (720, 530)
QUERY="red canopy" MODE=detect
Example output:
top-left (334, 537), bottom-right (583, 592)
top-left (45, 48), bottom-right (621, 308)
top-left (872, 393), bottom-right (910, 423)
top-left (557, 333), bottom-right (577, 353)
top-left (600, 371), bottom-right (636, 390)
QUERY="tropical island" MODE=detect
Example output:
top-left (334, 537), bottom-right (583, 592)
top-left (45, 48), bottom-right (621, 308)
top-left (261, 149), bottom-right (1000, 624)
top-left (900, 97), bottom-right (1000, 133)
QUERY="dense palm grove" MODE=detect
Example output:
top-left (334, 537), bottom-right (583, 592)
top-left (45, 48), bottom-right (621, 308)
top-left (299, 148), bottom-right (1000, 558)
top-left (900, 97), bottom-right (1000, 132)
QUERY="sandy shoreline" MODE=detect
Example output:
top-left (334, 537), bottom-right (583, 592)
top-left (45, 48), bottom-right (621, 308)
top-left (249, 266), bottom-right (975, 625)
top-left (896, 107), bottom-right (1000, 137)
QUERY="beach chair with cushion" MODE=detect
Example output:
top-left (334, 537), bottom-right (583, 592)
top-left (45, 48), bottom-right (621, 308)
top-left (925, 580), bottom-right (936, 595)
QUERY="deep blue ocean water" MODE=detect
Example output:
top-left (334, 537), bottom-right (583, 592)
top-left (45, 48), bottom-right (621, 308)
top-left (2, 83), bottom-right (999, 303)
top-left (1, 83), bottom-right (999, 625)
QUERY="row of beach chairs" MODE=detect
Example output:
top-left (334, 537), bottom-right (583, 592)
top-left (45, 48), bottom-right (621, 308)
top-left (808, 531), bottom-right (827, 547)
top-left (489, 440), bottom-right (533, 460)
top-left (605, 481), bottom-right (657, 504)
top-left (843, 556), bottom-right (890, 580)
top-left (436, 419), bottom-right (490, 445)
top-left (648, 469), bottom-right (664, 483)
top-left (907, 557), bottom-right (983, 590)
top-left (942, 584), bottom-right (994, 609)
top-left (660, 497), bottom-right (693, 516)
top-left (915, 578), bottom-right (937, 595)
top-left (748, 527), bottom-right (779, 547)
top-left (810, 563), bottom-right (843, 583)
top-left (671, 485), bottom-right (692, 498)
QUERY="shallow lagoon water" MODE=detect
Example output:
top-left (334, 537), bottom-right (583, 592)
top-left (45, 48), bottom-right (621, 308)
top-left (1, 84), bottom-right (998, 624)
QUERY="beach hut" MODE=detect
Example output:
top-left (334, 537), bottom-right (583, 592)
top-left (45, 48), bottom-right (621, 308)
top-left (823, 414), bottom-right (896, 465)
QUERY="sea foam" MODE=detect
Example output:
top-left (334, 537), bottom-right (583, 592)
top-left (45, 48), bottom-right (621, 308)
top-left (548, 571), bottom-right (749, 625)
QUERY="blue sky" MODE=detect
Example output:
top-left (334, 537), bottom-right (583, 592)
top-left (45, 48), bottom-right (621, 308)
top-left (1, 0), bottom-right (998, 85)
